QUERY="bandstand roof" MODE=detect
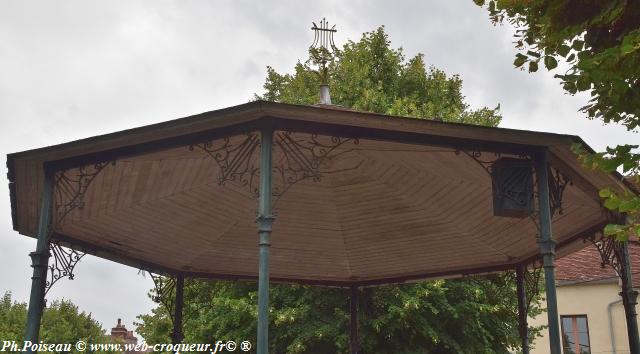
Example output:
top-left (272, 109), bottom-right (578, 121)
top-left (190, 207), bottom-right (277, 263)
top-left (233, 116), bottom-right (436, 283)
top-left (7, 101), bottom-right (637, 286)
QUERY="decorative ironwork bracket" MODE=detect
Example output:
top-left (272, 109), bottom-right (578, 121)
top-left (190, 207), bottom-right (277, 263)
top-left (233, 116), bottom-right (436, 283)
top-left (53, 161), bottom-right (116, 227)
top-left (547, 167), bottom-right (571, 217)
top-left (584, 232), bottom-right (625, 277)
top-left (44, 241), bottom-right (88, 296)
top-left (272, 131), bottom-right (360, 197)
top-left (44, 160), bottom-right (114, 295)
top-left (524, 262), bottom-right (543, 315)
top-left (189, 134), bottom-right (261, 196)
top-left (149, 272), bottom-right (177, 322)
top-left (456, 150), bottom-right (505, 176)
top-left (190, 132), bottom-right (361, 198)
top-left (526, 165), bottom-right (571, 239)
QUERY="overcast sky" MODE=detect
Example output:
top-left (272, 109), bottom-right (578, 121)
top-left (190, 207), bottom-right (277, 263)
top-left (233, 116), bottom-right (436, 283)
top-left (1, 0), bottom-right (637, 339)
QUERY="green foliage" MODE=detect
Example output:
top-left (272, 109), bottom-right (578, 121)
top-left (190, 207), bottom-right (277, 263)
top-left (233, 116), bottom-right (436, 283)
top-left (0, 291), bottom-right (117, 353)
top-left (477, 0), bottom-right (640, 129)
top-left (138, 276), bottom-right (543, 354)
top-left (476, 0), bottom-right (640, 239)
top-left (0, 292), bottom-right (27, 343)
top-left (572, 143), bottom-right (640, 239)
top-left (256, 27), bottom-right (502, 127)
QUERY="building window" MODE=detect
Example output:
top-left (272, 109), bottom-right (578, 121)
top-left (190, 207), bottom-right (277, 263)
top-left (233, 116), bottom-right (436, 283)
top-left (561, 315), bottom-right (591, 354)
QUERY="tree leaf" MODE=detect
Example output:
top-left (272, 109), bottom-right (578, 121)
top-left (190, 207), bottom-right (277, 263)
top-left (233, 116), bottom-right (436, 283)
top-left (514, 53), bottom-right (527, 68)
top-left (557, 44), bottom-right (571, 57)
top-left (527, 50), bottom-right (541, 58)
top-left (604, 224), bottom-right (624, 236)
top-left (604, 195), bottom-right (621, 210)
top-left (544, 56), bottom-right (558, 70)
top-left (619, 198), bottom-right (636, 212)
top-left (599, 188), bottom-right (612, 198)
top-left (528, 61), bottom-right (538, 72)
top-left (572, 40), bottom-right (584, 50)
top-left (576, 76), bottom-right (591, 91)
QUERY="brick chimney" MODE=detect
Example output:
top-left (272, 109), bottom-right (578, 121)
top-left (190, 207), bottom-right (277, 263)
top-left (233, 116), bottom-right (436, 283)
top-left (110, 318), bottom-right (127, 339)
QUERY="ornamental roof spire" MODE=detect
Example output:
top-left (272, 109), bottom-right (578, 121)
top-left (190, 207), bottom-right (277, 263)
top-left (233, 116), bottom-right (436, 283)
top-left (310, 18), bottom-right (338, 105)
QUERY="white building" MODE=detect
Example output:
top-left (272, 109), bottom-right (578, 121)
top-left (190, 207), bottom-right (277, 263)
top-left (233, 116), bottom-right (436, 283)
top-left (530, 241), bottom-right (640, 354)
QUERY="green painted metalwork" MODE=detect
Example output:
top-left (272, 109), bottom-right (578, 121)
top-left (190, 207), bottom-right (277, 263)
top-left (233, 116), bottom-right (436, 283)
top-left (584, 224), bottom-right (639, 353)
top-left (515, 265), bottom-right (530, 354)
top-left (535, 151), bottom-right (562, 354)
top-left (620, 241), bottom-right (640, 354)
top-left (172, 274), bottom-right (185, 345)
top-left (350, 286), bottom-right (359, 354)
top-left (24, 169), bottom-right (54, 354)
top-left (257, 128), bottom-right (275, 354)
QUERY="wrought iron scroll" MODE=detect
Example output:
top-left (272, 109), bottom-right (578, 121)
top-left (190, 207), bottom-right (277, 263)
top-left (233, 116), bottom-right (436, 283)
top-left (53, 161), bottom-right (116, 227)
top-left (44, 241), bottom-right (88, 296)
top-left (528, 166), bottom-right (572, 236)
top-left (508, 262), bottom-right (543, 319)
top-left (531, 165), bottom-right (572, 219)
top-left (456, 150), bottom-right (503, 176)
top-left (189, 133), bottom-right (261, 196)
top-left (458, 150), bottom-right (536, 216)
top-left (272, 132), bottom-right (360, 197)
top-left (584, 231), bottom-right (624, 277)
top-left (524, 262), bottom-right (543, 315)
top-left (190, 132), bottom-right (361, 198)
top-left (547, 166), bottom-right (571, 217)
top-left (44, 160), bottom-right (114, 295)
top-left (149, 272), bottom-right (177, 322)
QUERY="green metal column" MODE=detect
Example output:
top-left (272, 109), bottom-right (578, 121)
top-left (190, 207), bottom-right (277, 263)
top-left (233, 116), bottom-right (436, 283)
top-left (620, 241), bottom-right (640, 354)
top-left (349, 286), bottom-right (359, 354)
top-left (172, 274), bottom-right (185, 346)
top-left (535, 151), bottom-right (562, 354)
top-left (24, 169), bottom-right (54, 353)
top-left (257, 128), bottom-right (275, 354)
top-left (515, 265), bottom-right (530, 354)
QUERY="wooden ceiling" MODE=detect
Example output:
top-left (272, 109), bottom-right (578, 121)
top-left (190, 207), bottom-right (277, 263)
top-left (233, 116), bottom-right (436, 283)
top-left (7, 101), bottom-right (634, 286)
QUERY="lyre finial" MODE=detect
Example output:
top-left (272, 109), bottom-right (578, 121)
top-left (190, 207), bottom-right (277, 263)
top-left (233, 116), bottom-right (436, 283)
top-left (310, 18), bottom-right (338, 104)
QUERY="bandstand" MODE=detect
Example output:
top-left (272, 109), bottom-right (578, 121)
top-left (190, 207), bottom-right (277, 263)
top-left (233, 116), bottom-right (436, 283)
top-left (7, 100), bottom-right (639, 353)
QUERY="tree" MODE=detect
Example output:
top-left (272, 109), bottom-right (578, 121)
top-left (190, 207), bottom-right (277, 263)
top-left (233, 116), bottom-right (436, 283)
top-left (0, 291), bottom-right (118, 353)
top-left (259, 27), bottom-right (501, 127)
top-left (474, 0), bottom-right (640, 239)
top-left (0, 292), bottom-right (27, 343)
top-left (138, 276), bottom-right (541, 354)
top-left (138, 27), bottom-right (543, 354)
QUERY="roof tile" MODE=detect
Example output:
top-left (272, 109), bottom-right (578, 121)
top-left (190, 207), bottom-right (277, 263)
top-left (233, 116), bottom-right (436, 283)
top-left (556, 241), bottom-right (640, 285)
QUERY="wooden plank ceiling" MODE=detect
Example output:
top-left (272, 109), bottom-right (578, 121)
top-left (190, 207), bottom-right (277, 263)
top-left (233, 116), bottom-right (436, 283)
top-left (46, 131), bottom-right (605, 285)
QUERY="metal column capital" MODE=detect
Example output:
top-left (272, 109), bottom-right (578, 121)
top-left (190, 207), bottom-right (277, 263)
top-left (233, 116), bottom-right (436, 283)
top-left (620, 290), bottom-right (639, 304)
top-left (29, 251), bottom-right (51, 268)
top-left (537, 240), bottom-right (557, 268)
top-left (256, 215), bottom-right (275, 232)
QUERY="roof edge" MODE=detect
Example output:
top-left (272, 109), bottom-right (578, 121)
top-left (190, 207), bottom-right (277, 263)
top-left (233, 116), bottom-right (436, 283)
top-left (258, 100), bottom-right (582, 141)
top-left (6, 100), bottom-right (266, 160)
top-left (6, 154), bottom-right (17, 231)
top-left (557, 277), bottom-right (619, 286)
